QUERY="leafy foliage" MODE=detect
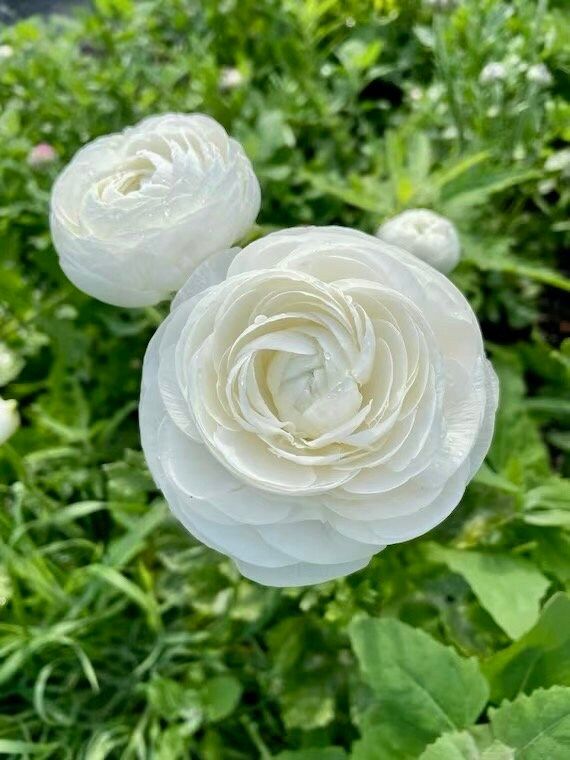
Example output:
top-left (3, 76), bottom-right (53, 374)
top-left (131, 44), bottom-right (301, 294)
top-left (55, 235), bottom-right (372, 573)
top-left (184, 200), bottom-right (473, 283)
top-left (0, 0), bottom-right (569, 757)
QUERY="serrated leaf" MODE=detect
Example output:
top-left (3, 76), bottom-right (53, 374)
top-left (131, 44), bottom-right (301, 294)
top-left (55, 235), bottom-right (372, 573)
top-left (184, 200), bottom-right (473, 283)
top-left (490, 686), bottom-right (570, 759)
top-left (349, 618), bottom-right (489, 756)
top-left (428, 547), bottom-right (550, 639)
top-left (484, 593), bottom-right (570, 703)
top-left (419, 731), bottom-right (514, 759)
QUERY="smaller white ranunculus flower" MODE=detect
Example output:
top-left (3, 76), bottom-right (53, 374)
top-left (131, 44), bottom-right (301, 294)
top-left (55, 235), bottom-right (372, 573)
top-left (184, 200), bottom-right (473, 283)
top-left (526, 63), bottom-right (552, 86)
top-left (0, 397), bottom-right (19, 445)
top-left (376, 209), bottom-right (461, 274)
top-left (50, 113), bottom-right (261, 307)
top-left (0, 44), bottom-right (13, 59)
top-left (479, 62), bottom-right (507, 85)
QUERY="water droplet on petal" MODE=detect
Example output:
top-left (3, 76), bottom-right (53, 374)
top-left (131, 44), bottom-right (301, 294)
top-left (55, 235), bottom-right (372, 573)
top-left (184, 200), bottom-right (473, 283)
top-left (254, 314), bottom-right (268, 324)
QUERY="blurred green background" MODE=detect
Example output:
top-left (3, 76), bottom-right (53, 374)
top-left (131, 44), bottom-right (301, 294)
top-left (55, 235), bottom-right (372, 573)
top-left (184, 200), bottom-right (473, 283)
top-left (0, 0), bottom-right (569, 758)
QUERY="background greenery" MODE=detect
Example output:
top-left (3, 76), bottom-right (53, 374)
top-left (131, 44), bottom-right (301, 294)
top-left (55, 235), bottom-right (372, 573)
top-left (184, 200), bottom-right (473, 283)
top-left (1, 0), bottom-right (569, 757)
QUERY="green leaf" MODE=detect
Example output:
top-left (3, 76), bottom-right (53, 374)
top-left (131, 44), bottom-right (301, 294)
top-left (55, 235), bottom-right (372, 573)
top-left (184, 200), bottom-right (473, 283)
top-left (522, 479), bottom-right (570, 527)
top-left (147, 676), bottom-right (202, 732)
top-left (484, 593), bottom-right (570, 702)
top-left (419, 731), bottom-right (514, 759)
top-left (349, 618), bottom-right (489, 756)
top-left (0, 740), bottom-right (58, 755)
top-left (490, 686), bottom-right (570, 759)
top-left (274, 750), bottom-right (347, 760)
top-left (428, 547), bottom-right (550, 639)
top-left (87, 565), bottom-right (160, 630)
top-left (201, 675), bottom-right (242, 722)
top-left (281, 682), bottom-right (335, 730)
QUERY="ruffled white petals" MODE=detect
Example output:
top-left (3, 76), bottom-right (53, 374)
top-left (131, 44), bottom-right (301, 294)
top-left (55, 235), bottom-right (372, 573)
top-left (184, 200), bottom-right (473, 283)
top-left (140, 226), bottom-right (497, 586)
top-left (377, 209), bottom-right (461, 274)
top-left (50, 113), bottom-right (260, 307)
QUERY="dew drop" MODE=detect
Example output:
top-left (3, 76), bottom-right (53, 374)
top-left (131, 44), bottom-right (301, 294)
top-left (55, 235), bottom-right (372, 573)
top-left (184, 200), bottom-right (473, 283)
top-left (254, 314), bottom-right (268, 325)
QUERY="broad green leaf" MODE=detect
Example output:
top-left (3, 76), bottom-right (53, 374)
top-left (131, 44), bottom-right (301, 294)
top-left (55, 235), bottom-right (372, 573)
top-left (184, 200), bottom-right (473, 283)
top-left (490, 686), bottom-right (570, 759)
top-left (484, 593), bottom-right (570, 702)
top-left (201, 675), bottom-right (242, 722)
top-left (428, 547), bottom-right (550, 639)
top-left (419, 731), bottom-right (514, 759)
top-left (349, 618), bottom-right (489, 756)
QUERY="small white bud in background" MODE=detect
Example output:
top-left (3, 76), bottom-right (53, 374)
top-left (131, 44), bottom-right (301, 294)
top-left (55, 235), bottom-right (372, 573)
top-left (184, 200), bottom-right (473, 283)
top-left (526, 63), bottom-right (553, 86)
top-left (0, 44), bottom-right (13, 59)
top-left (545, 149), bottom-right (570, 176)
top-left (0, 397), bottom-right (19, 445)
top-left (219, 67), bottom-right (244, 91)
top-left (376, 208), bottom-right (461, 274)
top-left (28, 143), bottom-right (57, 168)
top-left (424, 0), bottom-right (459, 11)
top-left (479, 62), bottom-right (507, 85)
top-left (538, 179), bottom-right (555, 195)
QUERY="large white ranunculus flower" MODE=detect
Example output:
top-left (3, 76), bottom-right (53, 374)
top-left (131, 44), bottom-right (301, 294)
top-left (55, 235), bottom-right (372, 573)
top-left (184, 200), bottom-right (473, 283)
top-left (0, 396), bottom-right (19, 445)
top-left (140, 226), bottom-right (498, 587)
top-left (377, 209), bottom-right (461, 274)
top-left (50, 113), bottom-right (260, 307)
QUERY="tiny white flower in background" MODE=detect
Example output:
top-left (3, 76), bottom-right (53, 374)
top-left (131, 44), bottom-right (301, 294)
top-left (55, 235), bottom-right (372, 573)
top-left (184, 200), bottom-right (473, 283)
top-left (545, 149), bottom-right (570, 176)
top-left (28, 143), bottom-right (57, 168)
top-left (0, 44), bottom-right (13, 59)
top-left (139, 226), bottom-right (498, 587)
top-left (376, 209), bottom-right (461, 274)
top-left (442, 125), bottom-right (459, 140)
top-left (50, 113), bottom-right (261, 308)
top-left (0, 397), bottom-right (19, 445)
top-left (526, 63), bottom-right (553, 86)
top-left (219, 67), bottom-right (244, 90)
top-left (538, 179), bottom-right (555, 195)
top-left (479, 62), bottom-right (507, 85)
top-left (423, 0), bottom-right (459, 12)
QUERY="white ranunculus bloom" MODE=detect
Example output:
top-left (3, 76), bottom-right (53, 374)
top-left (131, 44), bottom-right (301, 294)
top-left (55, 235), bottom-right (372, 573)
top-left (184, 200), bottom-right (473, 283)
top-left (50, 113), bottom-right (261, 307)
top-left (0, 397), bottom-right (19, 445)
top-left (376, 209), bottom-right (461, 274)
top-left (140, 226), bottom-right (498, 587)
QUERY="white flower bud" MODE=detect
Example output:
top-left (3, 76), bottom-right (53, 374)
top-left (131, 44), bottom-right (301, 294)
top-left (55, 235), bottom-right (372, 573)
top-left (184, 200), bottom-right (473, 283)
top-left (219, 67), bottom-right (244, 90)
top-left (376, 209), bottom-right (461, 274)
top-left (545, 149), bottom-right (570, 175)
top-left (50, 113), bottom-right (261, 307)
top-left (479, 62), bottom-right (507, 85)
top-left (526, 63), bottom-right (552, 86)
top-left (0, 397), bottom-right (19, 445)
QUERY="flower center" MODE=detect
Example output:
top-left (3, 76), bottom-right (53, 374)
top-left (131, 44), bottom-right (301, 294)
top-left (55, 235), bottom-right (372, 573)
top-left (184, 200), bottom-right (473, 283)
top-left (266, 346), bottom-right (362, 438)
